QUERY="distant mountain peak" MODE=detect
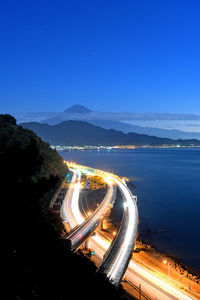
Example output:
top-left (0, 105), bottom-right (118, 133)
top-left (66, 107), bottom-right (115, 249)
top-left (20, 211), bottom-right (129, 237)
top-left (64, 105), bottom-right (93, 114)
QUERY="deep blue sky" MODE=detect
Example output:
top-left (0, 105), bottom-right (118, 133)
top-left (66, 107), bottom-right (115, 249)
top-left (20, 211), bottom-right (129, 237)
top-left (0, 0), bottom-right (200, 114)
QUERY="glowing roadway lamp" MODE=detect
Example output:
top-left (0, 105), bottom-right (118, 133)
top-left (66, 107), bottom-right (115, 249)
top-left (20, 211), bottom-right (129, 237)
top-left (163, 260), bottom-right (167, 264)
top-left (163, 260), bottom-right (170, 278)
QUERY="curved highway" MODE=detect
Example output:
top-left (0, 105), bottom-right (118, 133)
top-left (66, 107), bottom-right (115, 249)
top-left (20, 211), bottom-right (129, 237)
top-left (89, 235), bottom-right (196, 300)
top-left (60, 168), bottom-right (82, 229)
top-left (65, 163), bottom-right (138, 286)
top-left (63, 162), bottom-right (196, 300)
top-left (99, 177), bottom-right (138, 286)
top-left (66, 179), bottom-right (116, 251)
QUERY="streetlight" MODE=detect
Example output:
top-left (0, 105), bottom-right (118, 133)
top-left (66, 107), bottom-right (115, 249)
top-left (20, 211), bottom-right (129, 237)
top-left (163, 260), bottom-right (170, 278)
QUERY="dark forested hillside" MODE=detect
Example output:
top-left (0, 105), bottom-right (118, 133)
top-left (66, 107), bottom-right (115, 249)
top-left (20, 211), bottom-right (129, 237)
top-left (0, 115), bottom-right (129, 300)
top-left (0, 114), bottom-right (67, 184)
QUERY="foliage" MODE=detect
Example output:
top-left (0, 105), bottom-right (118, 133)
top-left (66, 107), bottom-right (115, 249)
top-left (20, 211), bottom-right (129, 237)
top-left (0, 115), bottom-right (129, 300)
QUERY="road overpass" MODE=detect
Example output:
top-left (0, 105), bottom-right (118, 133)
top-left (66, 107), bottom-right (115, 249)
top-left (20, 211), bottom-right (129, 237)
top-left (66, 178), bottom-right (116, 251)
top-left (66, 163), bottom-right (138, 286)
top-left (99, 177), bottom-right (138, 286)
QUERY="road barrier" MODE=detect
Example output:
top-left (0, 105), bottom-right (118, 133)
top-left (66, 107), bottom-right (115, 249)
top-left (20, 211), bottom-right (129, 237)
top-left (123, 279), bottom-right (152, 300)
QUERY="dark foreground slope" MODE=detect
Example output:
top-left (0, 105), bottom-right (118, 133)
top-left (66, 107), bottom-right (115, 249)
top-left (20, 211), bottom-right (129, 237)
top-left (0, 115), bottom-right (129, 300)
top-left (21, 120), bottom-right (200, 146)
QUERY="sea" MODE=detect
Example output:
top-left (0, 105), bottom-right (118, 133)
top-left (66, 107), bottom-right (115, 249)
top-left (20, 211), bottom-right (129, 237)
top-left (61, 148), bottom-right (200, 273)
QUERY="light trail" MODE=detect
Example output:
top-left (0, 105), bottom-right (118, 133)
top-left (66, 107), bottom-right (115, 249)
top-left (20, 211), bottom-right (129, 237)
top-left (67, 163), bottom-right (138, 286)
top-left (60, 168), bottom-right (83, 229)
top-left (67, 180), bottom-right (116, 251)
top-left (99, 175), bottom-right (138, 286)
top-left (89, 235), bottom-right (196, 300)
top-left (69, 169), bottom-right (83, 226)
top-left (64, 162), bottom-right (196, 300)
top-left (107, 178), bottom-right (138, 284)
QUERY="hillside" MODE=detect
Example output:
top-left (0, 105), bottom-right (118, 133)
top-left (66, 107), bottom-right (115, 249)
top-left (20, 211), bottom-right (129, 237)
top-left (21, 120), bottom-right (200, 146)
top-left (13, 105), bottom-right (200, 140)
top-left (0, 115), bottom-right (128, 300)
top-left (89, 119), bottom-right (200, 140)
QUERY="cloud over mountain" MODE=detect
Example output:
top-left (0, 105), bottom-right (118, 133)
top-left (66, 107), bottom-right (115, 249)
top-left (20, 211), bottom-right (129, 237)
top-left (13, 105), bottom-right (200, 140)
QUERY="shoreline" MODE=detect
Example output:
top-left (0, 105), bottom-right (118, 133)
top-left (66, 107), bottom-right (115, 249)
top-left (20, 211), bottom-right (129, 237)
top-left (134, 238), bottom-right (200, 297)
top-left (136, 238), bottom-right (200, 281)
top-left (56, 146), bottom-right (200, 151)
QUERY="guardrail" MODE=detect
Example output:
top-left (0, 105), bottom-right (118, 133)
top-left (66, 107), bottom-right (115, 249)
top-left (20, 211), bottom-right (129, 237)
top-left (123, 279), bottom-right (152, 300)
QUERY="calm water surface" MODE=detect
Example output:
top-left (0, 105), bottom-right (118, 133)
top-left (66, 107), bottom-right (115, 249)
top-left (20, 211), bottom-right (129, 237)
top-left (61, 148), bottom-right (200, 272)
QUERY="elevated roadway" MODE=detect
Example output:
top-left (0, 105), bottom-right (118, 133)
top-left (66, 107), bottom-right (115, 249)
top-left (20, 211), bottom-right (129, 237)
top-left (66, 162), bottom-right (138, 286)
top-left (99, 178), bottom-right (138, 286)
top-left (66, 179), bottom-right (116, 251)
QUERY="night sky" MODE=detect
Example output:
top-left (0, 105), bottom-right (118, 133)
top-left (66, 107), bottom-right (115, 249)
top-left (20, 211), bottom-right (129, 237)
top-left (0, 0), bottom-right (200, 114)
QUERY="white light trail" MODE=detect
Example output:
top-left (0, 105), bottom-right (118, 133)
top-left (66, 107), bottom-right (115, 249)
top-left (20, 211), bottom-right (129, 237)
top-left (64, 163), bottom-right (196, 300)
top-left (107, 178), bottom-right (137, 281)
top-left (61, 168), bottom-right (83, 229)
top-left (69, 169), bottom-right (84, 225)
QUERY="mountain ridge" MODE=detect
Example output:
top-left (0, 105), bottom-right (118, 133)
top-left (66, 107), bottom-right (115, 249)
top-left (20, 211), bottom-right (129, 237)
top-left (20, 120), bottom-right (200, 146)
top-left (12, 105), bottom-right (200, 140)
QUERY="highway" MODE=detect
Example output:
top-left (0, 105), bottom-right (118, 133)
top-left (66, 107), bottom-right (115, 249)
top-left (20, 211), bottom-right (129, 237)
top-left (60, 168), bottom-right (83, 229)
top-left (63, 162), bottom-right (197, 300)
top-left (89, 234), bottom-right (196, 300)
top-left (99, 177), bottom-right (138, 286)
top-left (66, 163), bottom-right (138, 285)
top-left (66, 178), bottom-right (116, 251)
